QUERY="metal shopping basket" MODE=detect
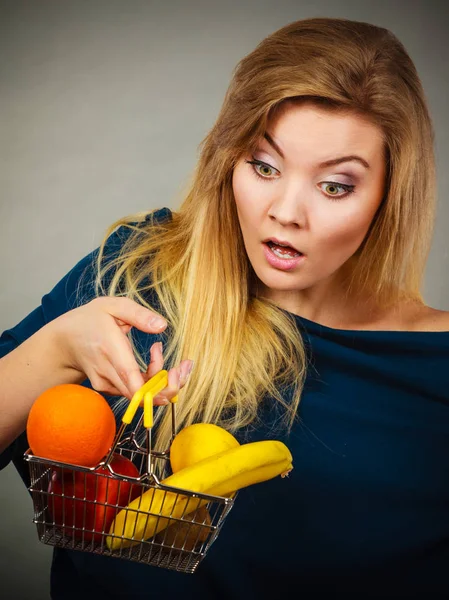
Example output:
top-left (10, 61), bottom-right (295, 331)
top-left (24, 370), bottom-right (236, 574)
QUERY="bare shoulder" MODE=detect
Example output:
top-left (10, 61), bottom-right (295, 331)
top-left (409, 306), bottom-right (449, 332)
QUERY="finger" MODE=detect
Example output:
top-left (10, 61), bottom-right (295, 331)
top-left (88, 369), bottom-right (131, 399)
top-left (145, 342), bottom-right (164, 380)
top-left (152, 361), bottom-right (193, 404)
top-left (179, 359), bottom-right (194, 387)
top-left (152, 367), bottom-right (181, 404)
top-left (105, 332), bottom-right (147, 399)
top-left (115, 318), bottom-right (133, 335)
top-left (94, 297), bottom-right (168, 334)
top-left (116, 365), bottom-right (146, 400)
top-left (102, 361), bottom-right (143, 400)
top-left (153, 395), bottom-right (169, 406)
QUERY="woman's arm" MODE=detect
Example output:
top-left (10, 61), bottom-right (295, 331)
top-left (0, 208), bottom-right (187, 458)
top-left (0, 319), bottom-right (83, 454)
top-left (0, 296), bottom-right (192, 455)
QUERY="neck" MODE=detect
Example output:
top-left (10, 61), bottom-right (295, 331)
top-left (255, 266), bottom-right (386, 329)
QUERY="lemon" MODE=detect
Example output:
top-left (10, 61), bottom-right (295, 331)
top-left (169, 423), bottom-right (240, 472)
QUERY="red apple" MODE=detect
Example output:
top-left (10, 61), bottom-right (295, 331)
top-left (48, 453), bottom-right (140, 542)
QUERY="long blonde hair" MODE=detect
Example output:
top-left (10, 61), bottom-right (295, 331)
top-left (95, 17), bottom-right (436, 452)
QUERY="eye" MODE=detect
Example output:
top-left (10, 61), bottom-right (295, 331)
top-left (245, 159), bottom-right (279, 180)
top-left (319, 182), bottom-right (356, 200)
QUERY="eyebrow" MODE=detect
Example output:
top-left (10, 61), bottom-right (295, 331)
top-left (318, 155), bottom-right (370, 170)
top-left (263, 133), bottom-right (371, 170)
top-left (264, 133), bottom-right (285, 159)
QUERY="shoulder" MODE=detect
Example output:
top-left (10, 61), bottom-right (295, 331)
top-left (107, 207), bottom-right (173, 247)
top-left (147, 206), bottom-right (173, 223)
top-left (94, 206), bottom-right (173, 289)
top-left (407, 305), bottom-right (449, 332)
top-left (371, 302), bottom-right (449, 332)
top-left (98, 207), bottom-right (174, 268)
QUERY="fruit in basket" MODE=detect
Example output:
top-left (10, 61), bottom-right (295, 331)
top-left (162, 422), bottom-right (237, 551)
top-left (106, 439), bottom-right (293, 550)
top-left (169, 423), bottom-right (240, 472)
top-left (27, 383), bottom-right (116, 467)
top-left (48, 453), bottom-right (140, 542)
top-left (154, 505), bottom-right (213, 551)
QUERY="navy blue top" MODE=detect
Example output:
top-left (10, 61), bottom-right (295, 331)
top-left (1, 208), bottom-right (449, 599)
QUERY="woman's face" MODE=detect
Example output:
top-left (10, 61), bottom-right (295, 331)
top-left (232, 102), bottom-right (387, 312)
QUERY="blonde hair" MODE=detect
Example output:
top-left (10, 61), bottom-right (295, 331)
top-left (95, 17), bottom-right (436, 453)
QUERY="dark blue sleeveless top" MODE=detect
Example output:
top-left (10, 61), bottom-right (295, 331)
top-left (1, 208), bottom-right (449, 598)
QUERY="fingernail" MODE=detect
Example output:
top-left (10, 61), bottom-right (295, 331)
top-left (185, 360), bottom-right (193, 379)
top-left (179, 361), bottom-right (193, 384)
top-left (154, 393), bottom-right (169, 405)
top-left (151, 341), bottom-right (162, 353)
top-left (149, 316), bottom-right (166, 328)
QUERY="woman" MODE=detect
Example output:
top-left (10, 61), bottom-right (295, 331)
top-left (1, 16), bottom-right (448, 599)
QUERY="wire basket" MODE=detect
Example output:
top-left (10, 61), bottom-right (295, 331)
top-left (24, 371), bottom-right (236, 574)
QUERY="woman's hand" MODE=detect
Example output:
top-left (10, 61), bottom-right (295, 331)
top-left (52, 297), bottom-right (193, 404)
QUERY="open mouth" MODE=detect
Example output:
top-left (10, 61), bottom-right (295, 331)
top-left (265, 241), bottom-right (303, 259)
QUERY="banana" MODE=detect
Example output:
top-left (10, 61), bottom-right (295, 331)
top-left (106, 440), bottom-right (292, 550)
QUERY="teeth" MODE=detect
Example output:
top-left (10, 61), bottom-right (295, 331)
top-left (270, 245), bottom-right (300, 259)
top-left (267, 241), bottom-right (301, 255)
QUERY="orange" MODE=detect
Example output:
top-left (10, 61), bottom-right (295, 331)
top-left (27, 384), bottom-right (116, 467)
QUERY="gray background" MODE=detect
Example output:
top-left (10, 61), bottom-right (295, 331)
top-left (1, 1), bottom-right (448, 598)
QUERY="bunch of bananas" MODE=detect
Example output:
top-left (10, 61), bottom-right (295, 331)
top-left (106, 424), bottom-right (292, 550)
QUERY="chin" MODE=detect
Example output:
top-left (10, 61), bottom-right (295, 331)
top-left (253, 269), bottom-right (308, 294)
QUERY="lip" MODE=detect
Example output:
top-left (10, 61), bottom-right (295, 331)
top-left (262, 242), bottom-right (306, 271)
top-left (262, 237), bottom-right (302, 254)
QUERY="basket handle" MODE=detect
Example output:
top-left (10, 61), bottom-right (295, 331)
top-left (104, 370), bottom-right (178, 473)
top-left (123, 369), bottom-right (177, 428)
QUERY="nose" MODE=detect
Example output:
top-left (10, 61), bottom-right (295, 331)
top-left (267, 182), bottom-right (307, 229)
